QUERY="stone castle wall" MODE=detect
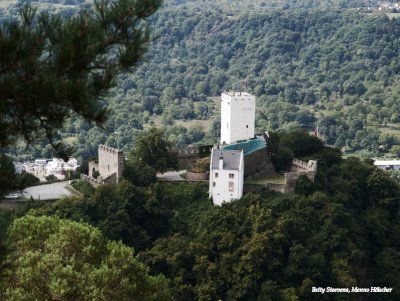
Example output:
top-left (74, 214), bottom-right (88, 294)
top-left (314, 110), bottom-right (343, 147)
top-left (88, 161), bottom-right (99, 178)
top-left (246, 158), bottom-right (318, 194)
top-left (290, 158), bottom-right (317, 181)
top-left (81, 173), bottom-right (104, 187)
top-left (186, 171), bottom-right (209, 181)
top-left (177, 145), bottom-right (212, 170)
top-left (273, 159), bottom-right (317, 193)
top-left (84, 145), bottom-right (124, 186)
top-left (98, 145), bottom-right (124, 183)
top-left (244, 148), bottom-right (277, 179)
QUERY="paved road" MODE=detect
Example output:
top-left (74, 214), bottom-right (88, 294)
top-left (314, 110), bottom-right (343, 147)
top-left (156, 170), bottom-right (186, 181)
top-left (22, 181), bottom-right (75, 201)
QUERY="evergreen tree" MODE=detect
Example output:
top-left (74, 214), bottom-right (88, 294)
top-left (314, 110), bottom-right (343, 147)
top-left (0, 0), bottom-right (162, 158)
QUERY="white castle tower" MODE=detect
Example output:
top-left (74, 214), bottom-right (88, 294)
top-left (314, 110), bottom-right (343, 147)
top-left (220, 92), bottom-right (256, 144)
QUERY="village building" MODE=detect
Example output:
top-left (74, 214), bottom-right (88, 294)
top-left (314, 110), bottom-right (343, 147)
top-left (46, 158), bottom-right (79, 177)
top-left (373, 159), bottom-right (400, 171)
top-left (21, 157), bottom-right (79, 181)
top-left (209, 148), bottom-right (244, 206)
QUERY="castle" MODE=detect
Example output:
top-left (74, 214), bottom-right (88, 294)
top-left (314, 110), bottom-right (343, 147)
top-left (82, 145), bottom-right (124, 186)
top-left (209, 92), bottom-right (263, 205)
top-left (79, 93), bottom-right (317, 200)
top-left (209, 92), bottom-right (318, 205)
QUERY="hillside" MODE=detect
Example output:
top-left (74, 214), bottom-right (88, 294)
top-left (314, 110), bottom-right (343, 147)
top-left (2, 1), bottom-right (400, 161)
top-left (76, 7), bottom-right (400, 159)
top-left (0, 0), bottom-right (389, 12)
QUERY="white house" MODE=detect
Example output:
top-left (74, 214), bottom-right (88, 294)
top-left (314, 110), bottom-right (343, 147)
top-left (45, 158), bottom-right (79, 179)
top-left (220, 92), bottom-right (256, 145)
top-left (374, 159), bottom-right (400, 171)
top-left (209, 148), bottom-right (244, 206)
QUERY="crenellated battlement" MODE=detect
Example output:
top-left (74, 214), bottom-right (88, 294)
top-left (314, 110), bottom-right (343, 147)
top-left (292, 158), bottom-right (317, 172)
top-left (220, 92), bottom-right (256, 145)
top-left (221, 92), bottom-right (256, 102)
top-left (98, 144), bottom-right (123, 154)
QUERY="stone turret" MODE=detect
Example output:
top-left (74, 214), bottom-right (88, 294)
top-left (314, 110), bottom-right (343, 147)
top-left (86, 145), bottom-right (124, 186)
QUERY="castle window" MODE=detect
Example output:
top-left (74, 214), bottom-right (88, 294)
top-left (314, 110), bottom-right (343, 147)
top-left (229, 173), bottom-right (234, 179)
top-left (213, 182), bottom-right (216, 187)
top-left (246, 125), bottom-right (248, 128)
top-left (228, 181), bottom-right (234, 191)
top-left (215, 172), bottom-right (218, 178)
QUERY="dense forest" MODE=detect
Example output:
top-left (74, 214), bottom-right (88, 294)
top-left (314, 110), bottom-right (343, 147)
top-left (81, 7), bottom-right (400, 159)
top-left (1, 132), bottom-right (400, 300)
top-left (0, 0), bottom-right (390, 14)
top-left (2, 4), bottom-right (400, 159)
top-left (1, 1), bottom-right (400, 300)
top-left (1, 0), bottom-right (400, 161)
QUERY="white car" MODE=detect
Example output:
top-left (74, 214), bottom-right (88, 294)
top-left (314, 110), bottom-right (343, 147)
top-left (4, 193), bottom-right (20, 199)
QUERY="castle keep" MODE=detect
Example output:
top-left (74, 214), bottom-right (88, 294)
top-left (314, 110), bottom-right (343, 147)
top-left (220, 92), bottom-right (256, 145)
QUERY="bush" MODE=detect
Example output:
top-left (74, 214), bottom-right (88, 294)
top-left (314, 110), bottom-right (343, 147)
top-left (71, 180), bottom-right (95, 197)
top-left (123, 160), bottom-right (157, 187)
top-left (271, 146), bottom-right (294, 172)
top-left (16, 172), bottom-right (40, 190)
top-left (45, 174), bottom-right (58, 183)
top-left (190, 157), bottom-right (210, 173)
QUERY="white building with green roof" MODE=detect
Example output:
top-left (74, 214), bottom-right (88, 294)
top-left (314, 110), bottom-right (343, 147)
top-left (209, 148), bottom-right (244, 206)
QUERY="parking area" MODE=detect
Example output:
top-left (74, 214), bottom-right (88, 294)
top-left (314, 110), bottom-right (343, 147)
top-left (22, 181), bottom-right (75, 201)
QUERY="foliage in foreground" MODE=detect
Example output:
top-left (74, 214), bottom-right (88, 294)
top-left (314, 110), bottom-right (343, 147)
top-left (0, 0), bottom-right (162, 158)
top-left (0, 215), bottom-right (172, 301)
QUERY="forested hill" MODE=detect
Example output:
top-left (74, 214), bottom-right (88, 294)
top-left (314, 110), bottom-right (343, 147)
top-left (81, 7), bottom-right (400, 159)
top-left (3, 1), bottom-right (400, 160)
top-left (164, 0), bottom-right (378, 10)
top-left (0, 0), bottom-right (386, 13)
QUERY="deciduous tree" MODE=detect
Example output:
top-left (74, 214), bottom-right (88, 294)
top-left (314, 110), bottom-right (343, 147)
top-left (0, 215), bottom-right (172, 301)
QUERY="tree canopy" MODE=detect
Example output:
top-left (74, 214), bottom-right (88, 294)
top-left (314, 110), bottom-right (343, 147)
top-left (132, 127), bottom-right (178, 173)
top-left (0, 215), bottom-right (172, 301)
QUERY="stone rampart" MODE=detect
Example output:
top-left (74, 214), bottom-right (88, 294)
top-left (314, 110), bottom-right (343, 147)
top-left (262, 159), bottom-right (318, 194)
top-left (177, 145), bottom-right (212, 169)
top-left (265, 183), bottom-right (286, 193)
top-left (186, 172), bottom-right (209, 181)
top-left (81, 174), bottom-right (104, 187)
top-left (88, 161), bottom-right (99, 178)
top-left (290, 159), bottom-right (317, 181)
top-left (244, 148), bottom-right (277, 179)
top-left (177, 145), bottom-right (212, 157)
